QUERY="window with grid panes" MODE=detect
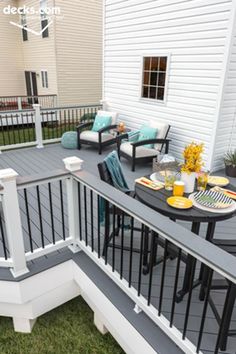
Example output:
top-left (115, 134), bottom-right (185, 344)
top-left (141, 56), bottom-right (168, 101)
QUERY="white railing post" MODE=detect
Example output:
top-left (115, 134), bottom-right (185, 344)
top-left (17, 97), bottom-right (22, 111)
top-left (33, 104), bottom-right (43, 149)
top-left (100, 99), bottom-right (108, 110)
top-left (63, 157), bottom-right (84, 253)
top-left (0, 169), bottom-right (29, 277)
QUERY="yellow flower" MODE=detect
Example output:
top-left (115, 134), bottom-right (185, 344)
top-left (181, 142), bottom-right (204, 174)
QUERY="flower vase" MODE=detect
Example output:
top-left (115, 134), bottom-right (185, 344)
top-left (181, 172), bottom-right (196, 194)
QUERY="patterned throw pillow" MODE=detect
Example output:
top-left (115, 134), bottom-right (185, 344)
top-left (91, 115), bottom-right (112, 132)
top-left (138, 125), bottom-right (158, 148)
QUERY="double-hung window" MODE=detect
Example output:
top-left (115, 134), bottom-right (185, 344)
top-left (20, 11), bottom-right (28, 41)
top-left (141, 56), bottom-right (168, 102)
top-left (41, 71), bottom-right (48, 88)
top-left (40, 0), bottom-right (49, 38)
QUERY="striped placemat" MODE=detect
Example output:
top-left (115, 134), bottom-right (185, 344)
top-left (193, 190), bottom-right (234, 209)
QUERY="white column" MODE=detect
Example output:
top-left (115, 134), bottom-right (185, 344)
top-left (0, 169), bottom-right (29, 277)
top-left (63, 157), bottom-right (84, 253)
top-left (94, 312), bottom-right (108, 335)
top-left (13, 317), bottom-right (37, 333)
top-left (17, 97), bottom-right (22, 111)
top-left (33, 104), bottom-right (43, 149)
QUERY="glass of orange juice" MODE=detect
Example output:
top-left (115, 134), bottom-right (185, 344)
top-left (173, 181), bottom-right (185, 196)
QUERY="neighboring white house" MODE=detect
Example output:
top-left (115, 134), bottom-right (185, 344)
top-left (103, 0), bottom-right (236, 171)
top-left (0, 0), bottom-right (102, 106)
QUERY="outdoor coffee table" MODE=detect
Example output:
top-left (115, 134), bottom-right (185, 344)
top-left (135, 181), bottom-right (236, 302)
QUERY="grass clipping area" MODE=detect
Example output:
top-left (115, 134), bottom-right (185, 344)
top-left (0, 297), bottom-right (124, 354)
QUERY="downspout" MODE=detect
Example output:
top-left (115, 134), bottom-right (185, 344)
top-left (208, 3), bottom-right (236, 171)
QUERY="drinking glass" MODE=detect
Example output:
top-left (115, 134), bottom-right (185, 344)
top-left (164, 171), bottom-right (176, 191)
top-left (197, 170), bottom-right (209, 191)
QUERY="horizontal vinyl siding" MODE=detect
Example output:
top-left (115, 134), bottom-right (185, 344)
top-left (104, 0), bottom-right (232, 165)
top-left (0, 0), bottom-right (26, 96)
top-left (18, 0), bottom-right (58, 97)
top-left (213, 29), bottom-right (236, 171)
top-left (55, 0), bottom-right (102, 106)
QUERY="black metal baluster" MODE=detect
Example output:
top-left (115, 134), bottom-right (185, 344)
top-left (120, 211), bottom-right (125, 279)
top-left (16, 113), bottom-right (21, 143)
top-left (112, 205), bottom-right (116, 272)
top-left (182, 256), bottom-right (197, 339)
top-left (24, 189), bottom-right (33, 252)
top-left (196, 268), bottom-right (213, 353)
top-left (36, 185), bottom-right (44, 248)
top-left (1, 117), bottom-right (6, 146)
top-left (68, 110), bottom-right (71, 130)
top-left (90, 190), bottom-right (94, 252)
top-left (147, 231), bottom-right (156, 306)
top-left (104, 200), bottom-right (110, 265)
top-left (97, 194), bottom-right (101, 258)
top-left (84, 186), bottom-right (88, 246)
top-left (59, 180), bottom-right (66, 240)
top-left (0, 210), bottom-right (8, 260)
top-left (11, 115), bottom-right (15, 144)
top-left (158, 239), bottom-right (168, 316)
top-left (138, 224), bottom-right (144, 296)
top-left (170, 248), bottom-right (182, 327)
top-left (78, 182), bottom-right (82, 241)
top-left (215, 281), bottom-right (234, 353)
top-left (48, 183), bottom-right (55, 244)
top-left (21, 113), bottom-right (26, 143)
top-left (128, 217), bottom-right (134, 287)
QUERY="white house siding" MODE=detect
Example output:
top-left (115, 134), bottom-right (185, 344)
top-left (213, 27), bottom-right (236, 171)
top-left (54, 0), bottom-right (102, 106)
top-left (104, 0), bottom-right (233, 167)
top-left (0, 0), bottom-right (25, 96)
top-left (17, 0), bottom-right (58, 97)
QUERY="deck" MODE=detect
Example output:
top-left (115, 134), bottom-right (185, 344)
top-left (0, 143), bottom-right (236, 353)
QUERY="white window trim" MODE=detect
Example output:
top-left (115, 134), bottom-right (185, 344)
top-left (41, 70), bottom-right (48, 88)
top-left (139, 53), bottom-right (171, 106)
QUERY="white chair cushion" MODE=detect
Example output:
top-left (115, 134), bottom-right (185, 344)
top-left (120, 142), bottom-right (159, 158)
top-left (80, 130), bottom-right (114, 143)
top-left (97, 110), bottom-right (118, 125)
top-left (148, 120), bottom-right (170, 151)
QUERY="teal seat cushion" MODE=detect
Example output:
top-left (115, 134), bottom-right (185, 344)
top-left (138, 125), bottom-right (158, 148)
top-left (61, 131), bottom-right (77, 149)
top-left (91, 115), bottom-right (112, 132)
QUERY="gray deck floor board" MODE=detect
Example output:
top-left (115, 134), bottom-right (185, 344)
top-left (0, 143), bottom-right (236, 353)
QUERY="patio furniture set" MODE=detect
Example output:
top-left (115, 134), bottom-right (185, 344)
top-left (62, 110), bottom-right (171, 171)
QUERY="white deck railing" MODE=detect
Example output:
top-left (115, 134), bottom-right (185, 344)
top-left (0, 103), bottom-right (102, 151)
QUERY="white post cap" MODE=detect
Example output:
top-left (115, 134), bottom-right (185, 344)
top-left (63, 156), bottom-right (84, 172)
top-left (0, 168), bottom-right (18, 182)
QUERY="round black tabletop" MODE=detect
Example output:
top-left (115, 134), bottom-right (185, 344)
top-left (135, 181), bottom-right (236, 223)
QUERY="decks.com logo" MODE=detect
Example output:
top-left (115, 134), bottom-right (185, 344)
top-left (2, 4), bottom-right (61, 36)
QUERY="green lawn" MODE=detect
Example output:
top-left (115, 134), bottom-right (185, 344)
top-left (0, 125), bottom-right (77, 146)
top-left (0, 297), bottom-right (124, 354)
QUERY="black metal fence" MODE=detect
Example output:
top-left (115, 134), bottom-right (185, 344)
top-left (0, 111), bottom-right (36, 146)
top-left (73, 171), bottom-right (236, 354)
top-left (41, 104), bottom-right (101, 140)
top-left (0, 104), bottom-right (102, 147)
top-left (17, 174), bottom-right (70, 254)
top-left (0, 95), bottom-right (57, 111)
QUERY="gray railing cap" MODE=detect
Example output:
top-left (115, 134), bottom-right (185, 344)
top-left (73, 170), bottom-right (236, 284)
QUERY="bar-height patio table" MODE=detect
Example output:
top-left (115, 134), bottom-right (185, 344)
top-left (135, 181), bottom-right (236, 302)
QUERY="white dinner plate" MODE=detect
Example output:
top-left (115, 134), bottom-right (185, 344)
top-left (189, 193), bottom-right (236, 214)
